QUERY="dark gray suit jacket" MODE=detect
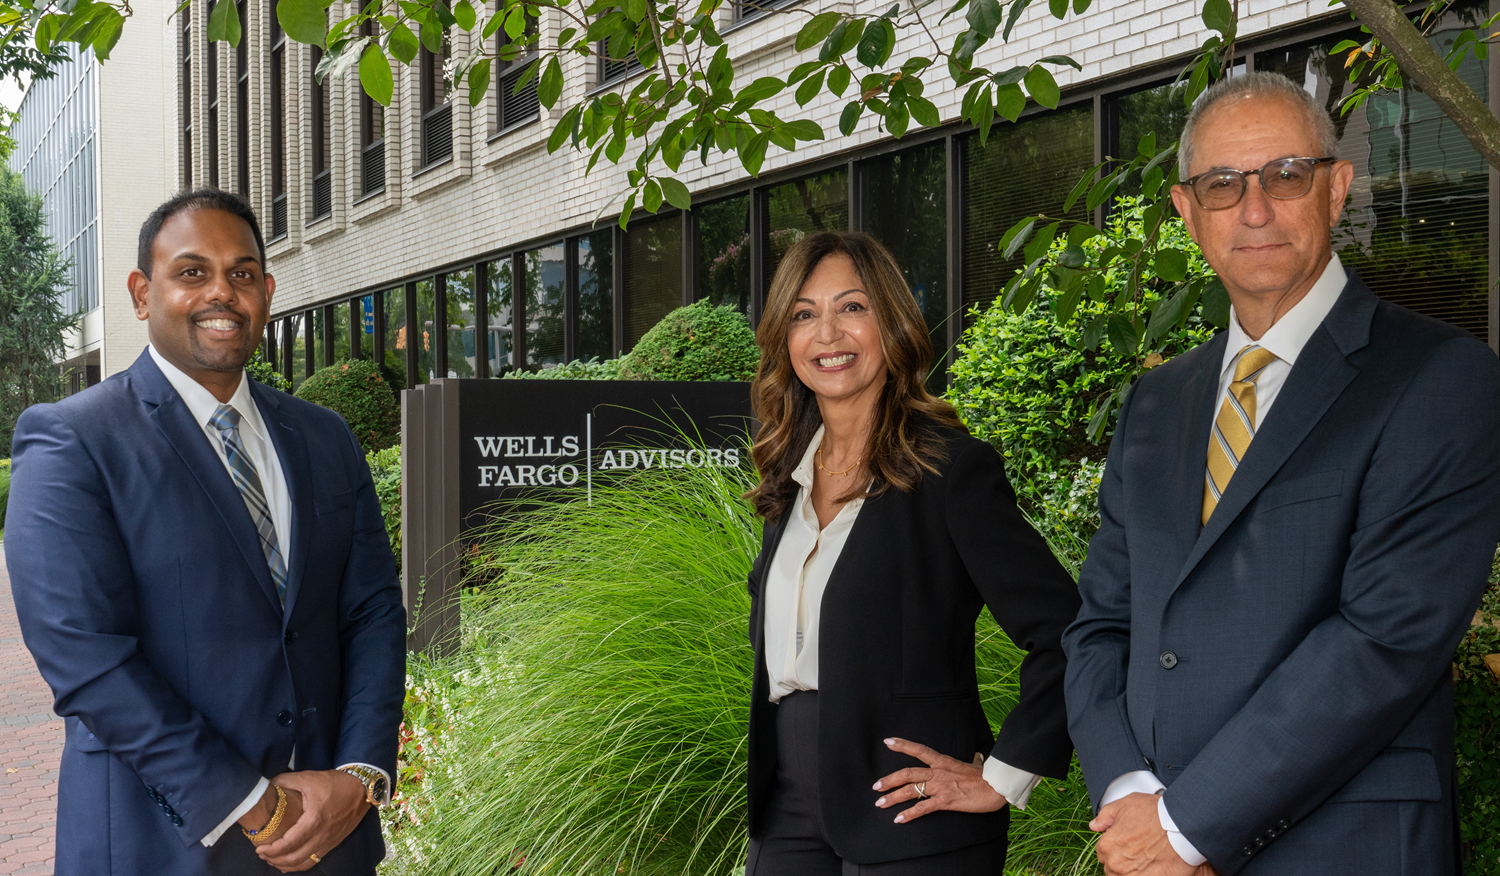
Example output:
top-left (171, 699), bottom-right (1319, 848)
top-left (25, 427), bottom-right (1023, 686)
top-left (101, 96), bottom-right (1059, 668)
top-left (1062, 274), bottom-right (1500, 875)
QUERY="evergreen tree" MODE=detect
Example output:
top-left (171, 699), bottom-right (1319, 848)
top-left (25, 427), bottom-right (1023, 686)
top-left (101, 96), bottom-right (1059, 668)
top-left (0, 167), bottom-right (76, 453)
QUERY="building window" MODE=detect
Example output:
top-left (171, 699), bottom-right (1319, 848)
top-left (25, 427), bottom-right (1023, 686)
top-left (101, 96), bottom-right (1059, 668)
top-left (960, 106), bottom-right (1093, 322)
top-left (270, 3), bottom-right (287, 238)
top-left (420, 42), bottom-right (452, 167)
top-left (1257, 20), bottom-right (1490, 343)
top-left (623, 212), bottom-right (682, 348)
top-left (207, 1), bottom-right (219, 188)
top-left (524, 244), bottom-right (566, 368)
top-left (310, 45), bottom-right (332, 220)
top-left (597, 16), bottom-right (643, 87)
top-left (415, 277), bottom-right (439, 382)
top-left (576, 230), bottom-right (614, 361)
top-left (486, 258), bottom-right (516, 376)
top-left (181, 10), bottom-right (192, 188)
top-left (861, 141), bottom-right (950, 375)
top-left (360, 20), bottom-right (386, 195)
top-left (382, 285), bottom-right (409, 386)
top-left (446, 268), bottom-right (478, 377)
top-left (733, 0), bottom-right (791, 22)
top-left (695, 194), bottom-right (751, 315)
top-left (764, 168), bottom-right (848, 287)
top-left (236, 0), bottom-right (249, 198)
top-left (495, 7), bottom-right (540, 134)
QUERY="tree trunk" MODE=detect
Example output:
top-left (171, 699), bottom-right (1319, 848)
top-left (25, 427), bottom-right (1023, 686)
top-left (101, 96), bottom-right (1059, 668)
top-left (1342, 0), bottom-right (1500, 171)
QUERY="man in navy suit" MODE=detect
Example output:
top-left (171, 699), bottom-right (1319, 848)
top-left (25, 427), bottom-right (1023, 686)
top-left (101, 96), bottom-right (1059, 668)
top-left (1063, 72), bottom-right (1500, 875)
top-left (5, 189), bottom-right (406, 874)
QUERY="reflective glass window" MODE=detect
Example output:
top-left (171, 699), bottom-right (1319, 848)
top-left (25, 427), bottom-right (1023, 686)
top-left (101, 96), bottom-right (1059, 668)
top-left (696, 194), bottom-right (751, 315)
top-left (577, 231), bottom-right (614, 361)
top-left (525, 244), bottom-right (566, 368)
top-left (623, 212), bottom-right (682, 349)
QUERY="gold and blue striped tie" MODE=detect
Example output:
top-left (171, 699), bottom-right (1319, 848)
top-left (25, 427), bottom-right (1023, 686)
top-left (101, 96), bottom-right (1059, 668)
top-left (208, 404), bottom-right (288, 605)
top-left (1202, 345), bottom-right (1279, 525)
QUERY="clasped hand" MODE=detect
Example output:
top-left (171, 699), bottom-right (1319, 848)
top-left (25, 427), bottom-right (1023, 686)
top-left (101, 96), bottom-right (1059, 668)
top-left (1090, 792), bottom-right (1218, 876)
top-left (871, 738), bottom-right (1007, 823)
top-left (238, 770), bottom-right (369, 872)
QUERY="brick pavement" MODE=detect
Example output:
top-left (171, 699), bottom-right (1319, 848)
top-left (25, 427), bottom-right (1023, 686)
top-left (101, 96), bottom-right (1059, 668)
top-left (0, 550), bottom-right (60, 876)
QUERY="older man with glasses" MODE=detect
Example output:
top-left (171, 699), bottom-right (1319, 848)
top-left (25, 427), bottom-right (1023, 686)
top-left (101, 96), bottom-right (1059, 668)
top-left (1062, 71), bottom-right (1500, 876)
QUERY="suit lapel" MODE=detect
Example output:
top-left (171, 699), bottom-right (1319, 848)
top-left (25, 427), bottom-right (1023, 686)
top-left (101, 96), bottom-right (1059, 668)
top-left (132, 352), bottom-right (283, 614)
top-left (1170, 276), bottom-right (1376, 592)
top-left (1168, 335), bottom-right (1227, 567)
top-left (253, 381), bottom-right (315, 624)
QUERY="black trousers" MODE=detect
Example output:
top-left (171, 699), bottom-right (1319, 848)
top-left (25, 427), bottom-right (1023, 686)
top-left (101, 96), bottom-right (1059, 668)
top-left (746, 691), bottom-right (1009, 876)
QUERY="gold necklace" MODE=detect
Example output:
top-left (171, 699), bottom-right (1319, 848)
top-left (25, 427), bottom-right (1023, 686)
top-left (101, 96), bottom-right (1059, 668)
top-left (816, 443), bottom-right (861, 477)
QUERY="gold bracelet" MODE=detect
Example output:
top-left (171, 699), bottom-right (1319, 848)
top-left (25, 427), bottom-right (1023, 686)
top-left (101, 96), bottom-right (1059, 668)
top-left (241, 785), bottom-right (288, 845)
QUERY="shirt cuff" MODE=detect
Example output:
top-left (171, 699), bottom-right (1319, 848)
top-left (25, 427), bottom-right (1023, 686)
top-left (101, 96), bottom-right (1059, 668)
top-left (201, 776), bottom-right (269, 847)
top-left (336, 762), bottom-right (394, 805)
top-left (1158, 795), bottom-right (1208, 866)
top-left (1100, 769), bottom-right (1166, 807)
top-left (981, 757), bottom-right (1042, 810)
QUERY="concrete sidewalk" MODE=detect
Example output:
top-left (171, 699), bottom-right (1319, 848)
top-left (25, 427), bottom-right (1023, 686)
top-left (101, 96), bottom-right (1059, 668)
top-left (0, 550), bottom-right (60, 875)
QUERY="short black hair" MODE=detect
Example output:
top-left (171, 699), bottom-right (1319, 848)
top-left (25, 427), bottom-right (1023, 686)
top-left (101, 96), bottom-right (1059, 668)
top-left (137, 189), bottom-right (267, 279)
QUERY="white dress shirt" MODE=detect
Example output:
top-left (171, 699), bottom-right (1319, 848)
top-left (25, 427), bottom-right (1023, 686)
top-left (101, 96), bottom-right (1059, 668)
top-left (147, 347), bottom-right (391, 845)
top-left (1099, 255), bottom-right (1348, 865)
top-left (763, 426), bottom-right (1042, 809)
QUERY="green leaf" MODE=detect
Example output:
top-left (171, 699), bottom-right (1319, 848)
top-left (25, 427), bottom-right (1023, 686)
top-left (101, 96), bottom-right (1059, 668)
top-left (737, 77), bottom-right (785, 102)
top-left (1067, 223), bottom-right (1101, 246)
top-left (660, 177), bottom-right (692, 210)
top-left (34, 14), bottom-right (61, 53)
top-left (908, 95), bottom-right (940, 127)
top-left (1082, 313), bottom-right (1107, 350)
top-left (836, 18), bottom-right (866, 55)
top-left (277, 0), bottom-right (328, 46)
top-left (1145, 282), bottom-right (1192, 344)
top-left (707, 45), bottom-right (733, 91)
top-left (387, 23), bottom-right (418, 64)
top-left (1000, 217), bottom-right (1035, 259)
top-left (1106, 314), bottom-right (1139, 354)
top-left (90, 7), bottom-right (124, 59)
top-left (454, 0), bottom-right (476, 29)
top-left (856, 18), bottom-right (895, 67)
top-left (1063, 162), bottom-right (1104, 212)
top-left (1002, 0), bottom-right (1033, 41)
top-left (420, 19), bottom-right (443, 54)
top-left (547, 104), bottom-right (582, 152)
top-left (1022, 220), bottom-right (1059, 263)
top-left (827, 64), bottom-right (851, 96)
top-left (887, 103), bottom-right (909, 137)
top-left (538, 56), bottom-right (563, 108)
top-left (1057, 243), bottom-right (1086, 268)
top-left (1153, 248), bottom-right (1189, 282)
top-left (819, 21), bottom-right (847, 62)
top-left (618, 191), bottom-right (637, 229)
top-left (316, 36), bottom-right (367, 85)
top-left (795, 68), bottom-right (825, 106)
top-left (740, 131), bottom-right (770, 176)
top-left (624, 0), bottom-right (647, 22)
top-left (1023, 65), bottom-right (1059, 108)
top-left (1202, 0), bottom-right (1233, 35)
top-left (788, 60), bottom-right (822, 85)
top-left (993, 82), bottom-right (1025, 121)
top-left (839, 100), bottom-right (863, 136)
top-left (1073, 0), bottom-right (1090, 12)
top-left (1055, 275), bottom-right (1085, 323)
top-left (796, 11), bottom-right (841, 52)
top-left (1048, 0), bottom-right (1066, 16)
top-left (991, 65), bottom-right (1028, 87)
top-left (783, 119), bottom-right (824, 141)
top-left (1136, 131), bottom-right (1156, 159)
top-left (207, 0), bottom-right (242, 46)
top-left (1037, 53), bottom-right (1080, 70)
top-left (966, 0), bottom-right (1001, 39)
top-left (1201, 277), bottom-right (1231, 327)
top-left (642, 180), bottom-right (663, 213)
top-left (467, 57), bottom-right (490, 105)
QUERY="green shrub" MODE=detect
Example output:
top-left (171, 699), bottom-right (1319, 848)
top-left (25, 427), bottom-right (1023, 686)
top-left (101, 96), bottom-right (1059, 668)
top-left (505, 356), bottom-right (624, 380)
top-left (1458, 549), bottom-right (1500, 874)
top-left (380, 349), bottom-right (407, 394)
top-left (366, 446), bottom-right (401, 568)
top-left (947, 199), bottom-right (1216, 493)
top-left (619, 299), bottom-right (759, 381)
top-left (0, 458), bottom-right (10, 537)
top-left (381, 456), bottom-right (1098, 876)
top-left (246, 349), bottom-right (291, 393)
top-left (294, 359), bottom-right (400, 454)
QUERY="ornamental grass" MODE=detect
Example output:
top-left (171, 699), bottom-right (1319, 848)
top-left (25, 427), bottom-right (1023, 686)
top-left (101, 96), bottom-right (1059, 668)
top-left (381, 454), bottom-right (1099, 876)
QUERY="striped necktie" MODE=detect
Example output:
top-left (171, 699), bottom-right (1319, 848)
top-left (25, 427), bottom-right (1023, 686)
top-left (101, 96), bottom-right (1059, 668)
top-left (208, 404), bottom-right (288, 605)
top-left (1202, 345), bottom-right (1279, 526)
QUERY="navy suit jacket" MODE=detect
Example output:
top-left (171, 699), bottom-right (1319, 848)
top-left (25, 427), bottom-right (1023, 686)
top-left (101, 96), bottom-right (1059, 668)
top-left (1062, 274), bottom-right (1500, 875)
top-left (4, 350), bottom-right (406, 875)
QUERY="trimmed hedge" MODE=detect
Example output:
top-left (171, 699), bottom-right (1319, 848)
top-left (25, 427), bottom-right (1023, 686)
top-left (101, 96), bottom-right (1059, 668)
top-left (0, 458), bottom-right (10, 536)
top-left (1458, 551), bottom-right (1500, 874)
top-left (246, 350), bottom-right (291, 393)
top-left (618, 299), bottom-right (759, 381)
top-left (505, 356), bottom-right (624, 380)
top-left (294, 359), bottom-right (400, 454)
top-left (366, 446), bottom-right (401, 568)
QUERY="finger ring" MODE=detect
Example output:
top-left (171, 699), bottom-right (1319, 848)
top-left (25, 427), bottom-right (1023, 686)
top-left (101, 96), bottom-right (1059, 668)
top-left (309, 853), bottom-right (321, 864)
top-left (915, 782), bottom-right (927, 800)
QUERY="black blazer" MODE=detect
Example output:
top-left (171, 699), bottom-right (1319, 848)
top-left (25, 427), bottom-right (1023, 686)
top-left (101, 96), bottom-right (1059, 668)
top-left (746, 425), bottom-right (1082, 864)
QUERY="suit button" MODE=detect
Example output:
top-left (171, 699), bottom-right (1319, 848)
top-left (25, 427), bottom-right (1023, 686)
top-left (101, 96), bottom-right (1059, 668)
top-left (1159, 651), bottom-right (1179, 669)
top-left (1241, 847), bottom-right (1254, 857)
top-left (171, 815), bottom-right (183, 826)
top-left (284, 630), bottom-right (298, 644)
top-left (1277, 818), bottom-right (1290, 831)
top-left (276, 710), bottom-right (293, 726)
top-left (1253, 837), bottom-right (1265, 848)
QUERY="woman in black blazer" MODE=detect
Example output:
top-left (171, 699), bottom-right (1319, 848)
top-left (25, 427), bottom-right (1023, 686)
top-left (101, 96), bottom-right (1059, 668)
top-left (742, 231), bottom-right (1082, 874)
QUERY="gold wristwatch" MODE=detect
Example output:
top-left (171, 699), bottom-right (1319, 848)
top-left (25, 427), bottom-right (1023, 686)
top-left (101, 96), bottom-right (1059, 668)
top-left (336, 765), bottom-right (390, 807)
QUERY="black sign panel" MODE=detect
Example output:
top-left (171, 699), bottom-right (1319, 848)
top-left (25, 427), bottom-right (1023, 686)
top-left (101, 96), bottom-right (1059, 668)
top-left (457, 379), bottom-right (754, 530)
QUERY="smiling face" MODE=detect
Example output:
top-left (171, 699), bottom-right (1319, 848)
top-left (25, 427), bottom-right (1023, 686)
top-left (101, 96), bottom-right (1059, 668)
top-left (786, 253), bottom-right (888, 405)
top-left (128, 208), bottom-right (274, 396)
top-left (1170, 94), bottom-right (1353, 308)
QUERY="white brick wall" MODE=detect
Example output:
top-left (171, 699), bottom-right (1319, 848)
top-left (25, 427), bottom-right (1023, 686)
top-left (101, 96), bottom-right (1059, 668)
top-left (161, 0), bottom-right (1335, 315)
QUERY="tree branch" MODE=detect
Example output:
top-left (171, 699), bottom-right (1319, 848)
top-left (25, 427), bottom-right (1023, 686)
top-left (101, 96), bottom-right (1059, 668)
top-left (1343, 0), bottom-right (1500, 170)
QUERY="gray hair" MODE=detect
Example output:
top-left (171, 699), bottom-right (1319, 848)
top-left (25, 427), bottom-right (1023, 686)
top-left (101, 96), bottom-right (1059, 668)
top-left (1178, 71), bottom-right (1339, 182)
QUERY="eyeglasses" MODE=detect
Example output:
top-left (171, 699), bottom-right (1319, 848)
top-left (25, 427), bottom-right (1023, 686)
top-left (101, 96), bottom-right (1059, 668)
top-left (1181, 157), bottom-right (1339, 211)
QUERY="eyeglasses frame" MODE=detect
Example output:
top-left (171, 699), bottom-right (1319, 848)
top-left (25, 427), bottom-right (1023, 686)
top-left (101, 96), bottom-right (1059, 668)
top-left (1179, 156), bottom-right (1341, 211)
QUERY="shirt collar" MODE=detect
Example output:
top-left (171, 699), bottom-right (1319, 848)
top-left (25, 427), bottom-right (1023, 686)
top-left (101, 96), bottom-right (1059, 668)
top-left (147, 344), bottom-right (269, 444)
top-left (791, 424), bottom-right (825, 490)
top-left (1222, 253), bottom-right (1346, 376)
